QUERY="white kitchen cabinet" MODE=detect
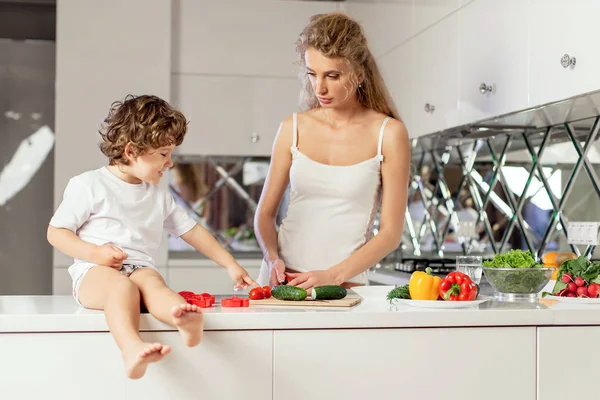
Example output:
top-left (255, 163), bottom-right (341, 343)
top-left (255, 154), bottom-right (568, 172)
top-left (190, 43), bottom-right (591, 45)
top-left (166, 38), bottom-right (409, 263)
top-left (411, 12), bottom-right (459, 138)
top-left (344, 2), bottom-right (413, 58)
top-left (530, 0), bottom-right (600, 107)
top-left (0, 330), bottom-right (272, 400)
top-left (172, 74), bottom-right (300, 156)
top-left (168, 260), bottom-right (262, 294)
top-left (457, 0), bottom-right (529, 125)
top-left (413, 0), bottom-right (459, 35)
top-left (538, 326), bottom-right (600, 400)
top-left (379, 41), bottom-right (414, 133)
top-left (273, 327), bottom-right (536, 400)
top-left (173, 0), bottom-right (340, 77)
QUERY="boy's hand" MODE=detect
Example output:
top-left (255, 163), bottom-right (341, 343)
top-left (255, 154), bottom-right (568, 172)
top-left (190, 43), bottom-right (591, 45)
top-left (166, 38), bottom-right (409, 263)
top-left (92, 244), bottom-right (128, 268)
top-left (227, 263), bottom-right (259, 290)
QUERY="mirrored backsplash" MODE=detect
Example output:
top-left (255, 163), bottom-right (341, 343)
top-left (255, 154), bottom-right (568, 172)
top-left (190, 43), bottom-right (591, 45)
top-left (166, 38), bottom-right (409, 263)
top-left (406, 115), bottom-right (600, 261)
top-left (168, 156), bottom-right (274, 257)
top-left (170, 116), bottom-right (600, 261)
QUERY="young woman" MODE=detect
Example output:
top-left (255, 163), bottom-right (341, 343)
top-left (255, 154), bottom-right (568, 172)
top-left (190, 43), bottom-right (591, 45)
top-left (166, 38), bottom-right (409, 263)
top-left (254, 12), bottom-right (410, 290)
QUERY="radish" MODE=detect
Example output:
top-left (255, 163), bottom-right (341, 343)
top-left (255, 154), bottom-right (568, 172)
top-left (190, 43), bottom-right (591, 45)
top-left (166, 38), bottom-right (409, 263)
top-left (561, 273), bottom-right (573, 284)
top-left (577, 286), bottom-right (589, 297)
top-left (568, 282), bottom-right (577, 293)
top-left (588, 283), bottom-right (600, 298)
top-left (575, 276), bottom-right (586, 287)
top-left (566, 292), bottom-right (577, 297)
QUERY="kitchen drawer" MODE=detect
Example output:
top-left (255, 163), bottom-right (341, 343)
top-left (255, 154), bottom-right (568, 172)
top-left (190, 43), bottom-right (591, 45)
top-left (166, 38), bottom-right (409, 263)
top-left (538, 326), bottom-right (600, 400)
top-left (274, 327), bottom-right (536, 400)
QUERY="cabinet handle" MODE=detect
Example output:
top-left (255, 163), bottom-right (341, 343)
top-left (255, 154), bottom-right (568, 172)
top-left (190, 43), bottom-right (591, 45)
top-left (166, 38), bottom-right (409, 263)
top-left (479, 83), bottom-right (494, 94)
top-left (424, 103), bottom-right (435, 113)
top-left (251, 133), bottom-right (260, 143)
top-left (561, 53), bottom-right (576, 68)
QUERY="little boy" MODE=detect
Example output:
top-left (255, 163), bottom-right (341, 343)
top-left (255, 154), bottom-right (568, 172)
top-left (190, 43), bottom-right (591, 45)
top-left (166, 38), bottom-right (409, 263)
top-left (47, 94), bottom-right (257, 380)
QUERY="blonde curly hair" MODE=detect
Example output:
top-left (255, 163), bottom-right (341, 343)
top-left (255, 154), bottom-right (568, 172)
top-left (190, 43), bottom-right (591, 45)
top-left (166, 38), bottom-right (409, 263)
top-left (99, 94), bottom-right (188, 165)
top-left (296, 12), bottom-right (400, 120)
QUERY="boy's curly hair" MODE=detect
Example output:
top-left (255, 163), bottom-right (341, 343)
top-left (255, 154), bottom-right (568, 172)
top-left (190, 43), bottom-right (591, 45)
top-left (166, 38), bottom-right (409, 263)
top-left (99, 94), bottom-right (188, 165)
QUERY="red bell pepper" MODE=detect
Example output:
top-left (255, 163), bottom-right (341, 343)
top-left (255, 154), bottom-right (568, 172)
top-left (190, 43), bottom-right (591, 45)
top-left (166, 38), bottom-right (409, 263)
top-left (439, 271), bottom-right (478, 301)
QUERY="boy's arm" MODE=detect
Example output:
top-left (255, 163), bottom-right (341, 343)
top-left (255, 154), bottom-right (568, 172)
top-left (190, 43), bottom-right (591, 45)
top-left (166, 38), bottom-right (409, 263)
top-left (47, 225), bottom-right (97, 261)
top-left (180, 224), bottom-right (258, 288)
top-left (47, 225), bottom-right (127, 268)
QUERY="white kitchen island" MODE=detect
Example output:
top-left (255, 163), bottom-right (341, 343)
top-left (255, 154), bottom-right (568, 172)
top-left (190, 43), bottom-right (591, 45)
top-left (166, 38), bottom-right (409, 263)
top-left (0, 291), bottom-right (598, 400)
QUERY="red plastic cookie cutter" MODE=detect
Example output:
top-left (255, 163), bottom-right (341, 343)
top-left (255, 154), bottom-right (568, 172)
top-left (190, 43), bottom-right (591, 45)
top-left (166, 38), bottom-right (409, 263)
top-left (179, 291), bottom-right (216, 308)
top-left (221, 296), bottom-right (250, 308)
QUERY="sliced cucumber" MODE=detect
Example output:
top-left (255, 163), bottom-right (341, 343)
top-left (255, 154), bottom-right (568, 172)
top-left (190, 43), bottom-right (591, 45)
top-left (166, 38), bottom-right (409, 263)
top-left (311, 285), bottom-right (347, 300)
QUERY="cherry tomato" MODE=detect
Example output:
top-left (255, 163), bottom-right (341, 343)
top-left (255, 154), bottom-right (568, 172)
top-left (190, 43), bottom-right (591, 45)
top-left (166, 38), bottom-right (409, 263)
top-left (262, 286), bottom-right (272, 298)
top-left (249, 287), bottom-right (265, 300)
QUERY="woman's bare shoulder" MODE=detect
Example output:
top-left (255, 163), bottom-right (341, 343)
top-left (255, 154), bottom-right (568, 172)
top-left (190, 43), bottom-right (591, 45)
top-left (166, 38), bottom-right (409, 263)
top-left (379, 115), bottom-right (409, 156)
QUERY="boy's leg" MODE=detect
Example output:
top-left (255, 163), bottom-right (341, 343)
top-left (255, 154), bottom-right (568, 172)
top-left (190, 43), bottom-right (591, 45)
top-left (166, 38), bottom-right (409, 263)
top-left (129, 268), bottom-right (204, 347)
top-left (77, 266), bottom-right (171, 379)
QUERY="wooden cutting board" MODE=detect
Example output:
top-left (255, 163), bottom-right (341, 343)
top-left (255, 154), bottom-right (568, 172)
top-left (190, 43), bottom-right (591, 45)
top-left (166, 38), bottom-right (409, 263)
top-left (250, 295), bottom-right (362, 308)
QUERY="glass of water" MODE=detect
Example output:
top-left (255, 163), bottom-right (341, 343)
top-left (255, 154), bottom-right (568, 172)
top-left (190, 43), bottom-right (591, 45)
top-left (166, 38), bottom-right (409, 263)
top-left (456, 255), bottom-right (483, 284)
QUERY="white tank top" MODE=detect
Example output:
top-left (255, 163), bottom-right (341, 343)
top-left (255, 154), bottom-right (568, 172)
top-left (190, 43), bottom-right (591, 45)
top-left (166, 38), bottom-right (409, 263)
top-left (276, 113), bottom-right (391, 284)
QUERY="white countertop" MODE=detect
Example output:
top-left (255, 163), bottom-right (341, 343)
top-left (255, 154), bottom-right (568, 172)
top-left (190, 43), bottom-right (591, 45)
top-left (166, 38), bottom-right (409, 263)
top-left (2, 288), bottom-right (600, 333)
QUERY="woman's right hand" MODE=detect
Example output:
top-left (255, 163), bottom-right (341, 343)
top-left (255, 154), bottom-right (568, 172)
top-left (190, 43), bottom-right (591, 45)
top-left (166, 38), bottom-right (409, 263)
top-left (92, 244), bottom-right (128, 268)
top-left (268, 258), bottom-right (287, 286)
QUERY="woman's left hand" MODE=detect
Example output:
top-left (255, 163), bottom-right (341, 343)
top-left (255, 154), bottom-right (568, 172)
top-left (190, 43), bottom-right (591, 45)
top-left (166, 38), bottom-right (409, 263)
top-left (286, 270), bottom-right (338, 290)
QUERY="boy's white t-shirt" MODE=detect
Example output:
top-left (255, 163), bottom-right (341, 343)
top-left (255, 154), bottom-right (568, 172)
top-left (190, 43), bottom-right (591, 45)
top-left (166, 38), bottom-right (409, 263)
top-left (50, 167), bottom-right (197, 269)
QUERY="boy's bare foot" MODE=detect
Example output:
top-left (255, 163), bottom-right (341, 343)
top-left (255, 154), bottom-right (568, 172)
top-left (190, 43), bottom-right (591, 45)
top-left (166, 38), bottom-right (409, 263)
top-left (123, 342), bottom-right (170, 380)
top-left (172, 303), bottom-right (204, 347)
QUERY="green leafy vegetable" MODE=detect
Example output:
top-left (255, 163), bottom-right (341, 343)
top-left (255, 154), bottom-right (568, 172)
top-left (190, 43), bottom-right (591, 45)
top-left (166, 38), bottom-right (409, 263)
top-left (387, 284), bottom-right (411, 302)
top-left (482, 249), bottom-right (543, 269)
top-left (556, 256), bottom-right (600, 282)
top-left (484, 268), bottom-right (550, 293)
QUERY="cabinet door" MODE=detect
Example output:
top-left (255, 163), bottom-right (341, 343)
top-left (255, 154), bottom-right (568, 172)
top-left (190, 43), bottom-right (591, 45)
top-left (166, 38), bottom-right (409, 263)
top-left (530, 0), bottom-right (600, 107)
top-left (538, 326), bottom-right (600, 400)
top-left (345, 2), bottom-right (413, 58)
top-left (411, 13), bottom-right (459, 138)
top-left (413, 0), bottom-right (459, 34)
top-left (379, 41), bottom-right (414, 134)
top-left (173, 74), bottom-right (299, 156)
top-left (457, 0), bottom-right (529, 125)
top-left (0, 330), bottom-right (272, 400)
top-left (173, 0), bottom-right (339, 77)
top-left (168, 264), bottom-right (262, 294)
top-left (274, 328), bottom-right (536, 400)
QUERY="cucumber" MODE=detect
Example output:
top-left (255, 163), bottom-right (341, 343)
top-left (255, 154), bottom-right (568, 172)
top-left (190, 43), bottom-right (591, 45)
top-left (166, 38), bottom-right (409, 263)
top-left (271, 286), bottom-right (307, 301)
top-left (311, 285), bottom-right (347, 300)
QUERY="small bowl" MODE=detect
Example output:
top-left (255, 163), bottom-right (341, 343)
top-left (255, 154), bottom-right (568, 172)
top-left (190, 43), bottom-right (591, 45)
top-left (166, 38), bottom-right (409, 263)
top-left (483, 267), bottom-right (554, 301)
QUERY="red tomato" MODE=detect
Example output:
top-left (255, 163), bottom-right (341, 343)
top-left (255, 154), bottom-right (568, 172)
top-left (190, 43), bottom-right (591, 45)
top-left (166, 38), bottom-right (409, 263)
top-left (249, 287), bottom-right (265, 300)
top-left (262, 286), bottom-right (272, 298)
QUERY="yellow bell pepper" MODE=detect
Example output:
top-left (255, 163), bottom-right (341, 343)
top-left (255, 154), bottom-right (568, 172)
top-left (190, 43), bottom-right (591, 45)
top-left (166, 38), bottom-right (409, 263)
top-left (409, 267), bottom-right (441, 300)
